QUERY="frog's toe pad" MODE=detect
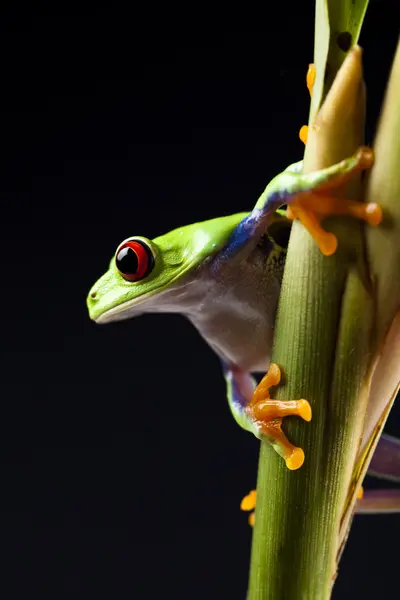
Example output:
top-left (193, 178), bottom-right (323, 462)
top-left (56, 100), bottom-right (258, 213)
top-left (240, 489), bottom-right (257, 511)
top-left (298, 399), bottom-right (312, 422)
top-left (285, 447), bottom-right (305, 470)
top-left (299, 125), bottom-right (308, 145)
top-left (306, 64), bottom-right (316, 96)
top-left (365, 203), bottom-right (382, 226)
top-left (355, 146), bottom-right (374, 170)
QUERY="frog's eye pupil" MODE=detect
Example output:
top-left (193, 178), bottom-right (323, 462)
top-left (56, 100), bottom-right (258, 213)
top-left (116, 247), bottom-right (138, 274)
top-left (115, 239), bottom-right (154, 281)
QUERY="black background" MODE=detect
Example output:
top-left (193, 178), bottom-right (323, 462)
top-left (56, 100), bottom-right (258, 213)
top-left (2, 2), bottom-right (400, 598)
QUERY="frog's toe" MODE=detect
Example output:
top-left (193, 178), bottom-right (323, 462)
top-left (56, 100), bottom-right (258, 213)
top-left (287, 204), bottom-right (338, 256)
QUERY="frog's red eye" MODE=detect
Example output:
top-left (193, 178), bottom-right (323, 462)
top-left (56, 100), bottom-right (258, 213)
top-left (115, 239), bottom-right (155, 281)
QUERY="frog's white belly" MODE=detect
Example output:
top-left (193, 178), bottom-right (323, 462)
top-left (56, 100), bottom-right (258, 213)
top-left (190, 301), bottom-right (275, 372)
top-left (187, 264), bottom-right (281, 372)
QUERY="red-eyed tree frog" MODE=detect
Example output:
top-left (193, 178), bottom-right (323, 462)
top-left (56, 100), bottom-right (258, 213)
top-left (87, 148), bottom-right (383, 470)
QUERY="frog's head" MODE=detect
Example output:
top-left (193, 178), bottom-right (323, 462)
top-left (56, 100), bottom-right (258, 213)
top-left (87, 214), bottom-right (245, 324)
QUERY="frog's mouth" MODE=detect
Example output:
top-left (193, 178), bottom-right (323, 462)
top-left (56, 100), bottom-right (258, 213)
top-left (89, 269), bottom-right (200, 324)
top-left (93, 289), bottom-right (158, 324)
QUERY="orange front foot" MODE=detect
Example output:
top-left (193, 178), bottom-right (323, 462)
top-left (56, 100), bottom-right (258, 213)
top-left (246, 363), bottom-right (311, 470)
top-left (286, 147), bottom-right (382, 256)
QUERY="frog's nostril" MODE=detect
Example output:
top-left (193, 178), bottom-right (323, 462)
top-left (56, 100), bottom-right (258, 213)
top-left (90, 290), bottom-right (97, 299)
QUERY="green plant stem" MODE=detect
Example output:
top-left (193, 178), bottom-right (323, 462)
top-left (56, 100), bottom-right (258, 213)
top-left (249, 254), bottom-right (372, 600)
top-left (247, 2), bottom-right (372, 598)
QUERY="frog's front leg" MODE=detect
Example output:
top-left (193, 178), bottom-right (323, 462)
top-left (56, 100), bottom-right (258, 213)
top-left (261, 148), bottom-right (382, 256)
top-left (214, 148), bottom-right (381, 267)
top-left (223, 362), bottom-right (311, 470)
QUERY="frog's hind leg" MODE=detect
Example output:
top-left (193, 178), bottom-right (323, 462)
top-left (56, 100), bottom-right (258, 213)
top-left (222, 362), bottom-right (311, 470)
top-left (368, 433), bottom-right (400, 482)
top-left (355, 489), bottom-right (400, 514)
top-left (351, 434), bottom-right (400, 516)
top-left (222, 362), bottom-right (258, 432)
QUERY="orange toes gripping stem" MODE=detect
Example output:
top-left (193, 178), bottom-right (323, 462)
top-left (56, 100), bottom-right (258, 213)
top-left (240, 490), bottom-right (256, 527)
top-left (299, 63), bottom-right (316, 144)
top-left (306, 63), bottom-right (316, 96)
top-left (299, 125), bottom-right (309, 145)
top-left (240, 489), bottom-right (256, 511)
top-left (287, 147), bottom-right (383, 256)
top-left (246, 363), bottom-right (312, 470)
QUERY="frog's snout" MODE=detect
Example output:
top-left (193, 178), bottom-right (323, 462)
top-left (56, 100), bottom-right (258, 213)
top-left (87, 285), bottom-right (100, 320)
